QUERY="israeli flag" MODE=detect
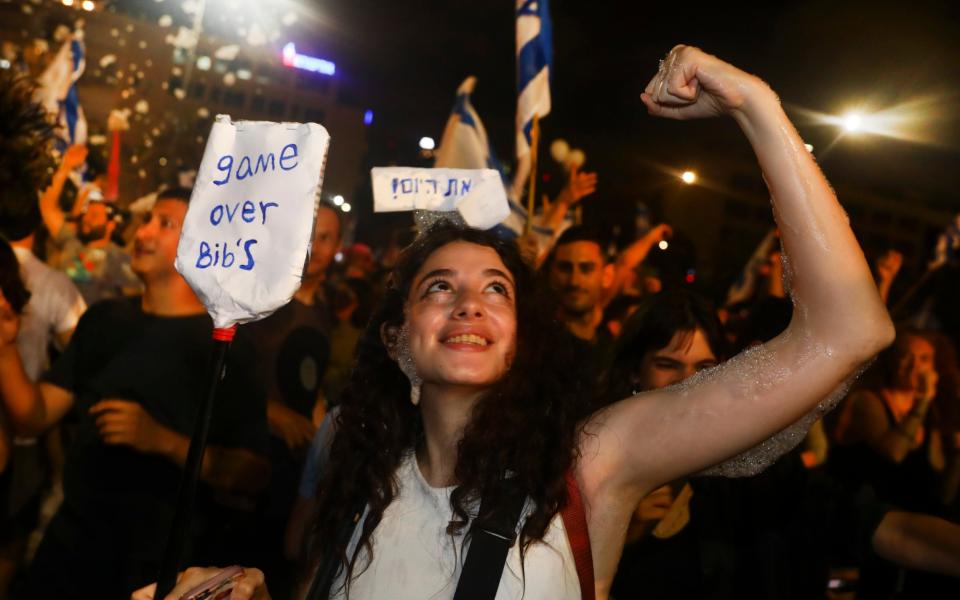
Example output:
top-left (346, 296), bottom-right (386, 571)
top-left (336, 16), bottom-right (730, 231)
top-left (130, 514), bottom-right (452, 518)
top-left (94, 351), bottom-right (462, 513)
top-left (62, 35), bottom-right (88, 148)
top-left (434, 77), bottom-right (503, 174)
top-left (434, 77), bottom-right (540, 239)
top-left (515, 0), bottom-right (552, 159)
top-left (35, 31), bottom-right (88, 152)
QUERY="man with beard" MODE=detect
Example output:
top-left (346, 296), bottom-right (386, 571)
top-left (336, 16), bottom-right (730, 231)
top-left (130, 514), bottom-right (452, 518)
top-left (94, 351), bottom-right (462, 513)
top-left (39, 144), bottom-right (141, 305)
top-left (547, 226), bottom-right (616, 400)
top-left (548, 226), bottom-right (614, 344)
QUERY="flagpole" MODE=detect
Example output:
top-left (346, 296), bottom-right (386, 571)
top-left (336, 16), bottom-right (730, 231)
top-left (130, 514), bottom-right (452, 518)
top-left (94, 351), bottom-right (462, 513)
top-left (524, 113), bottom-right (540, 234)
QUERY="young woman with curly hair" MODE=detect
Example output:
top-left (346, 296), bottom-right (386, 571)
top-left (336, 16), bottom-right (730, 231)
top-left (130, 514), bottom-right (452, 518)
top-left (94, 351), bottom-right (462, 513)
top-left (138, 45), bottom-right (894, 600)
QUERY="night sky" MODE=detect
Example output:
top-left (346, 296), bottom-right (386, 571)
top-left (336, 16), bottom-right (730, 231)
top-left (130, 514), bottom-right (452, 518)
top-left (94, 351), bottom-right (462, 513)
top-left (12, 0), bottom-right (959, 245)
top-left (317, 0), bottom-right (960, 214)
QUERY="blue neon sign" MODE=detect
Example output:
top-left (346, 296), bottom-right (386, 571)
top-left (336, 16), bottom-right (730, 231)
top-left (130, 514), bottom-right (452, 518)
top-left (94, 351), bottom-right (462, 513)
top-left (282, 43), bottom-right (335, 76)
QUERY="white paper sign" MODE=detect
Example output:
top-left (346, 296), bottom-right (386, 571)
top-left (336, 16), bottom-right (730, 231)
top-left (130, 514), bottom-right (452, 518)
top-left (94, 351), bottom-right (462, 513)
top-left (176, 115), bottom-right (330, 329)
top-left (371, 167), bottom-right (510, 230)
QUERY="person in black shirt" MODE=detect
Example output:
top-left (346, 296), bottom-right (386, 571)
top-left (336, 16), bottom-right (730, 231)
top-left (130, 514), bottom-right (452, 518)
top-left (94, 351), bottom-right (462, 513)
top-left (251, 202), bottom-right (340, 452)
top-left (545, 227), bottom-right (617, 402)
top-left (0, 188), bottom-right (269, 598)
top-left (244, 201), bottom-right (340, 598)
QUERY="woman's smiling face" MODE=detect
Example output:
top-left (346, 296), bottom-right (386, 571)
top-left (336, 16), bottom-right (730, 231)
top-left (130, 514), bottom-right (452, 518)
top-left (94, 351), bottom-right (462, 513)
top-left (402, 240), bottom-right (518, 390)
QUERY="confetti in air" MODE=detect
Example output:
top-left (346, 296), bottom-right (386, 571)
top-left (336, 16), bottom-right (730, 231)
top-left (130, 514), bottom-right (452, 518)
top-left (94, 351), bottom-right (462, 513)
top-left (246, 24), bottom-right (266, 46)
top-left (214, 45), bottom-right (240, 60)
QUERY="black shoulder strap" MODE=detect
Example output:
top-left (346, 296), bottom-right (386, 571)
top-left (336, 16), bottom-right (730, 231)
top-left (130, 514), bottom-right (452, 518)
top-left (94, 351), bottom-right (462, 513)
top-left (453, 483), bottom-right (527, 600)
top-left (307, 485), bottom-right (527, 600)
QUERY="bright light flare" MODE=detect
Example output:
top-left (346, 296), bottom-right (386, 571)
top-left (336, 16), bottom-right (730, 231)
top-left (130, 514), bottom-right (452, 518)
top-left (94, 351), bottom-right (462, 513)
top-left (842, 112), bottom-right (863, 132)
top-left (658, 240), bottom-right (669, 250)
top-left (680, 171), bottom-right (697, 185)
top-left (81, 0), bottom-right (95, 11)
top-left (419, 136), bottom-right (435, 150)
top-left (62, 0), bottom-right (75, 6)
top-left (341, 203), bottom-right (352, 213)
top-left (786, 97), bottom-right (951, 149)
top-left (332, 194), bottom-right (344, 206)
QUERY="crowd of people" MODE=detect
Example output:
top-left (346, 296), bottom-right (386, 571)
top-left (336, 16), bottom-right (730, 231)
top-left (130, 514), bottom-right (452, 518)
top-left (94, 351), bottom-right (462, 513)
top-left (0, 43), bottom-right (959, 600)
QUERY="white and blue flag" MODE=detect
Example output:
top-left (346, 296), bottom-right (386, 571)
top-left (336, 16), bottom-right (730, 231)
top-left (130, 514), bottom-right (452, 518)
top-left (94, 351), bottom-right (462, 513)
top-left (515, 0), bottom-right (552, 159)
top-left (434, 77), bottom-right (549, 239)
top-left (36, 30), bottom-right (88, 152)
top-left (434, 77), bottom-right (503, 175)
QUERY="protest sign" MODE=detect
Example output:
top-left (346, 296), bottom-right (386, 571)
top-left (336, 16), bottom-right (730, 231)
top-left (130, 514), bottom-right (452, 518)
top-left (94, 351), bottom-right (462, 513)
top-left (176, 115), bottom-right (330, 328)
top-left (371, 167), bottom-right (510, 230)
top-left (158, 115), bottom-right (329, 598)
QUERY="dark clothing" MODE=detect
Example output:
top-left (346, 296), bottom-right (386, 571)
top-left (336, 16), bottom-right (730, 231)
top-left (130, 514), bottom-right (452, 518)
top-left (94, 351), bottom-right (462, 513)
top-left (28, 297), bottom-right (267, 598)
top-left (831, 394), bottom-right (943, 515)
top-left (244, 297), bottom-right (332, 599)
top-left (611, 450), bottom-right (891, 600)
top-left (565, 326), bottom-right (615, 411)
top-left (245, 297), bottom-right (332, 418)
top-left (830, 393), bottom-right (954, 598)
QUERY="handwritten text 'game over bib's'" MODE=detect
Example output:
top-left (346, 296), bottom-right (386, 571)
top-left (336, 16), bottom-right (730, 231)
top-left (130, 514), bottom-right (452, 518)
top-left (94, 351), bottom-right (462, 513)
top-left (194, 143), bottom-right (297, 271)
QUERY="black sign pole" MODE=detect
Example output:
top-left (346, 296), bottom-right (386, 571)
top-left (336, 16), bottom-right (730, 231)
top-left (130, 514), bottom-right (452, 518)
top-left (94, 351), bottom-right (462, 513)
top-left (155, 325), bottom-right (236, 599)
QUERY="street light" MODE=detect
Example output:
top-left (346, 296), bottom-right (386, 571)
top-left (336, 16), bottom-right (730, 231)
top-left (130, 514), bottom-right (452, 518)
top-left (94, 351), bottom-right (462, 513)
top-left (681, 170), bottom-right (697, 185)
top-left (842, 112), bottom-right (863, 133)
top-left (786, 99), bottom-right (938, 147)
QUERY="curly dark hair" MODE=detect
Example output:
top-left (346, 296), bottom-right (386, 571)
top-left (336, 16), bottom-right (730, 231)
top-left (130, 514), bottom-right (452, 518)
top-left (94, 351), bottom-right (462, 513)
top-left (310, 222), bottom-right (589, 593)
top-left (0, 69), bottom-right (57, 241)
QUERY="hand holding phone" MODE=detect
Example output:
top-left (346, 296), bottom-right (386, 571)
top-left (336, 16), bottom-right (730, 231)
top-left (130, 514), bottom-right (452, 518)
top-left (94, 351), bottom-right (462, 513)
top-left (180, 566), bottom-right (245, 600)
top-left (131, 566), bottom-right (268, 600)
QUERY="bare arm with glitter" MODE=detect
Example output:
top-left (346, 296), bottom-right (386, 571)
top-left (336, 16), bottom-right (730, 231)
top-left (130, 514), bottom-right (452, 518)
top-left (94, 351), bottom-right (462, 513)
top-left (577, 47), bottom-right (894, 594)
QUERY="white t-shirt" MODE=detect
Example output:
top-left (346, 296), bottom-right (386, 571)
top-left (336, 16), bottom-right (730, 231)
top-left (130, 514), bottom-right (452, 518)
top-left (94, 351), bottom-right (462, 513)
top-left (329, 451), bottom-right (581, 600)
top-left (13, 246), bottom-right (87, 380)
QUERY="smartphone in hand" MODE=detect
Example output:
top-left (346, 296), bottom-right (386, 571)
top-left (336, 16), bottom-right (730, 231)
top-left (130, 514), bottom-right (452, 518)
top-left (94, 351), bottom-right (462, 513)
top-left (181, 566), bottom-right (245, 600)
